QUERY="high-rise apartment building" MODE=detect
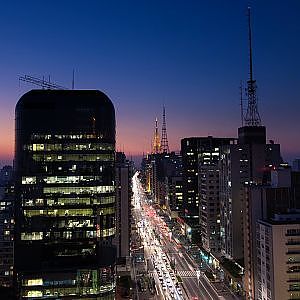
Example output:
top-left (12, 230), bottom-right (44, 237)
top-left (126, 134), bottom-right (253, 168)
top-left (220, 126), bottom-right (282, 262)
top-left (14, 90), bottom-right (116, 299)
top-left (256, 214), bottom-right (300, 300)
top-left (181, 137), bottom-right (200, 222)
top-left (167, 175), bottom-right (183, 213)
top-left (181, 136), bottom-right (235, 243)
top-left (198, 137), bottom-right (236, 254)
top-left (0, 183), bottom-right (14, 290)
top-left (142, 152), bottom-right (181, 209)
top-left (243, 167), bottom-right (300, 299)
top-left (162, 152), bottom-right (182, 212)
top-left (115, 152), bottom-right (132, 259)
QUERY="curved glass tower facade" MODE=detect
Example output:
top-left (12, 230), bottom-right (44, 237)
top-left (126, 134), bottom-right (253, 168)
top-left (14, 90), bottom-right (116, 299)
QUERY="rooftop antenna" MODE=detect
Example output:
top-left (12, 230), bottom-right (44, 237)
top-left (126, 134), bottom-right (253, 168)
top-left (19, 74), bottom-right (68, 90)
top-left (240, 81), bottom-right (244, 126)
top-left (161, 105), bottom-right (170, 153)
top-left (244, 7), bottom-right (261, 126)
top-left (72, 69), bottom-right (75, 90)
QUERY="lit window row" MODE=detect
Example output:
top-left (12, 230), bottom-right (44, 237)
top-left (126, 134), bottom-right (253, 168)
top-left (43, 185), bottom-right (115, 195)
top-left (21, 232), bottom-right (43, 240)
top-left (66, 219), bottom-right (93, 228)
top-left (97, 227), bottom-right (116, 238)
top-left (52, 230), bottom-right (97, 239)
top-left (23, 196), bottom-right (115, 207)
top-left (22, 282), bottom-right (115, 298)
top-left (33, 153), bottom-right (114, 162)
top-left (25, 143), bottom-right (114, 151)
top-left (24, 208), bottom-right (93, 217)
top-left (43, 176), bottom-right (101, 184)
top-left (22, 177), bottom-right (36, 184)
top-left (23, 278), bottom-right (43, 286)
top-left (23, 207), bottom-right (115, 217)
top-left (21, 228), bottom-right (115, 241)
top-left (31, 133), bottom-right (105, 140)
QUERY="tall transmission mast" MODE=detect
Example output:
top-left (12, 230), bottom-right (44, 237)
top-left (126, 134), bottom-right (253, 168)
top-left (161, 106), bottom-right (170, 153)
top-left (244, 7), bottom-right (262, 127)
top-left (152, 118), bottom-right (161, 154)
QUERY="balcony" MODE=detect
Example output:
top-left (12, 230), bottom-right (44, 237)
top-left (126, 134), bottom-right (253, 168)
top-left (287, 240), bottom-right (300, 246)
top-left (287, 250), bottom-right (300, 255)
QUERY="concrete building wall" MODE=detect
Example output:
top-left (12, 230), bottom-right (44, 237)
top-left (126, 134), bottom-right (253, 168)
top-left (220, 144), bottom-right (243, 260)
top-left (257, 218), bottom-right (300, 300)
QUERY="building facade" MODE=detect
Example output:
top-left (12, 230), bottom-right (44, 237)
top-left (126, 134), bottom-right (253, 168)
top-left (198, 137), bottom-right (236, 254)
top-left (243, 167), bottom-right (300, 300)
top-left (181, 136), bottom-right (235, 244)
top-left (220, 126), bottom-right (282, 262)
top-left (142, 152), bottom-right (182, 211)
top-left (0, 183), bottom-right (14, 289)
top-left (257, 214), bottom-right (300, 300)
top-left (115, 152), bottom-right (132, 259)
top-left (14, 90), bottom-right (116, 299)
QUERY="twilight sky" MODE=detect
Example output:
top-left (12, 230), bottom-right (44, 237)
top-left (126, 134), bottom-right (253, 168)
top-left (0, 0), bottom-right (300, 166)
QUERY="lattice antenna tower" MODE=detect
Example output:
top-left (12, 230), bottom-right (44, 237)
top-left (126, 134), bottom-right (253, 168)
top-left (152, 118), bottom-right (161, 154)
top-left (244, 7), bottom-right (262, 126)
top-left (161, 106), bottom-right (170, 153)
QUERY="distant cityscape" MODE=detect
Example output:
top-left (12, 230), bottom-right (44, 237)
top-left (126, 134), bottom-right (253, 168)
top-left (1, 4), bottom-right (300, 300)
top-left (1, 86), bottom-right (300, 299)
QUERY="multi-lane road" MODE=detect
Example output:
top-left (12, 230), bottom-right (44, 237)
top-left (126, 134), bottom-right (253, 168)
top-left (132, 172), bottom-right (225, 300)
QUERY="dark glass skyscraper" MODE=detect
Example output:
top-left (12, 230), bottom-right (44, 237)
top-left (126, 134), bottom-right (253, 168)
top-left (14, 90), bottom-right (116, 299)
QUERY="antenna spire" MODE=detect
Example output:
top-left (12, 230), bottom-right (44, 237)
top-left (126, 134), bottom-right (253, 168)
top-left (152, 118), bottom-right (161, 154)
top-left (248, 7), bottom-right (253, 83)
top-left (240, 81), bottom-right (244, 127)
top-left (161, 106), bottom-right (170, 153)
top-left (72, 69), bottom-right (75, 89)
top-left (244, 7), bottom-right (262, 127)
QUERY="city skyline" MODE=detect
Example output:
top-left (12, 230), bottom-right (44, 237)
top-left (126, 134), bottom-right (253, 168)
top-left (1, 1), bottom-right (300, 165)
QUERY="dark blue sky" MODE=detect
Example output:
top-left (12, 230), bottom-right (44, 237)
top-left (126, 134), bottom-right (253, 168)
top-left (0, 0), bottom-right (300, 164)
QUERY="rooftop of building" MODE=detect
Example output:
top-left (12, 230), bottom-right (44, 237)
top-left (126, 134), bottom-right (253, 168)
top-left (259, 211), bottom-right (300, 225)
top-left (16, 89), bottom-right (114, 110)
top-left (15, 89), bottom-right (116, 143)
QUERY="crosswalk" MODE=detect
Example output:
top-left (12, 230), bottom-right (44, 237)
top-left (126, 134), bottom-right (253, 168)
top-left (177, 270), bottom-right (197, 278)
top-left (150, 269), bottom-right (197, 278)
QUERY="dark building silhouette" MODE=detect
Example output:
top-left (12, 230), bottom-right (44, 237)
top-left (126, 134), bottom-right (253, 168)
top-left (14, 90), bottom-right (116, 299)
top-left (0, 168), bottom-right (14, 291)
top-left (115, 152), bottom-right (133, 259)
top-left (0, 165), bottom-right (13, 199)
top-left (141, 152), bottom-right (182, 211)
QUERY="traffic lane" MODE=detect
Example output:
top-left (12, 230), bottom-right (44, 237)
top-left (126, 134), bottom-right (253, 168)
top-left (172, 244), bottom-right (219, 300)
top-left (160, 241), bottom-right (204, 299)
top-left (197, 277), bottom-right (219, 300)
top-left (167, 246), bottom-right (194, 272)
top-left (198, 274), bottom-right (220, 300)
top-left (182, 249), bottom-right (198, 269)
top-left (150, 242), bottom-right (182, 300)
top-left (182, 276), bottom-right (206, 300)
top-left (154, 224), bottom-right (219, 300)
